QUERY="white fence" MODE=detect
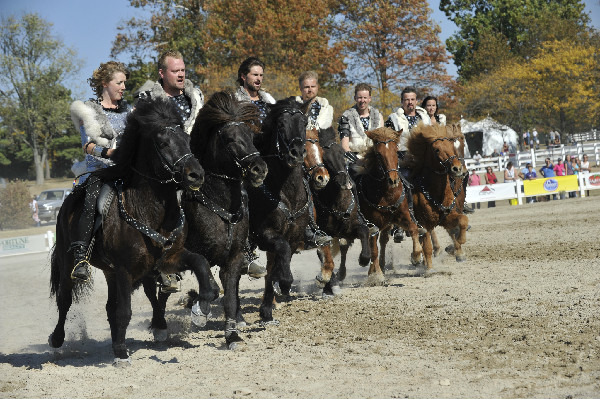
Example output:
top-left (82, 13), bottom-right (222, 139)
top-left (466, 142), bottom-right (600, 172)
top-left (466, 173), bottom-right (600, 206)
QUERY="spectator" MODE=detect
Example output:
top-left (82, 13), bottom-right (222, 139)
top-left (532, 128), bottom-right (539, 149)
top-left (523, 163), bottom-right (537, 203)
top-left (484, 166), bottom-right (497, 208)
top-left (467, 169), bottom-right (481, 210)
top-left (570, 156), bottom-right (580, 198)
top-left (473, 151), bottom-right (482, 163)
top-left (491, 149), bottom-right (499, 157)
top-left (554, 158), bottom-right (566, 199)
top-left (549, 130), bottom-right (556, 147)
top-left (30, 195), bottom-right (40, 227)
top-left (504, 161), bottom-right (521, 183)
top-left (502, 142), bottom-right (510, 154)
top-left (580, 154), bottom-right (591, 174)
top-left (539, 158), bottom-right (557, 200)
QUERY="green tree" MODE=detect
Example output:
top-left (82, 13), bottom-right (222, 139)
top-left (0, 13), bottom-right (81, 185)
top-left (441, 0), bottom-right (589, 80)
top-left (333, 0), bottom-right (452, 114)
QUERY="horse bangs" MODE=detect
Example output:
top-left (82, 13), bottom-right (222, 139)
top-left (318, 126), bottom-right (339, 146)
top-left (192, 91), bottom-right (260, 158)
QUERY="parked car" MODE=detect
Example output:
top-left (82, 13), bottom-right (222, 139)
top-left (37, 188), bottom-right (72, 222)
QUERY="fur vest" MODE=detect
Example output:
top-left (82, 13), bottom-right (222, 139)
top-left (139, 79), bottom-right (204, 134)
top-left (436, 113), bottom-right (447, 126)
top-left (387, 106), bottom-right (431, 151)
top-left (234, 86), bottom-right (276, 105)
top-left (342, 106), bottom-right (383, 154)
top-left (294, 96), bottom-right (333, 130)
top-left (70, 100), bottom-right (125, 148)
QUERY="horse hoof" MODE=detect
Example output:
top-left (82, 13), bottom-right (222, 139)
top-left (315, 274), bottom-right (330, 287)
top-left (259, 319), bottom-right (280, 327)
top-left (455, 254), bottom-right (467, 262)
top-left (48, 333), bottom-right (64, 348)
top-left (153, 329), bottom-right (168, 342)
top-left (331, 284), bottom-right (342, 296)
top-left (322, 292), bottom-right (335, 300)
top-left (191, 301), bottom-right (212, 328)
top-left (445, 245), bottom-right (455, 255)
top-left (359, 254), bottom-right (370, 267)
top-left (112, 357), bottom-right (132, 367)
top-left (366, 273), bottom-right (385, 286)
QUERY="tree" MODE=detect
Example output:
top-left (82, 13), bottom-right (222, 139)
top-left (0, 14), bottom-right (81, 185)
top-left (440, 0), bottom-right (589, 80)
top-left (457, 38), bottom-right (600, 136)
top-left (333, 0), bottom-right (452, 114)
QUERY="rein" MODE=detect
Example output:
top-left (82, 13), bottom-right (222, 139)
top-left (216, 121), bottom-right (261, 178)
top-left (277, 177), bottom-right (312, 223)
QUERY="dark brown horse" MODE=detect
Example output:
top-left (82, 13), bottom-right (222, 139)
top-left (406, 123), bottom-right (469, 270)
top-left (247, 98), bottom-right (310, 324)
top-left (49, 98), bottom-right (211, 364)
top-left (340, 127), bottom-right (422, 285)
top-left (313, 126), bottom-right (371, 295)
top-left (184, 91), bottom-right (267, 349)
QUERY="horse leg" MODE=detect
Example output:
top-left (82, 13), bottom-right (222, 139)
top-left (366, 232), bottom-right (385, 286)
top-left (141, 276), bottom-right (169, 341)
top-left (317, 245), bottom-right (340, 298)
top-left (259, 251), bottom-right (281, 325)
top-left (430, 228), bottom-right (442, 257)
top-left (105, 270), bottom-right (133, 364)
top-left (355, 223), bottom-right (371, 267)
top-left (338, 242), bottom-right (349, 281)
top-left (219, 255), bottom-right (245, 350)
top-left (408, 227), bottom-right (424, 266)
top-left (183, 251), bottom-right (215, 328)
top-left (379, 227), bottom-right (390, 273)
top-left (445, 214), bottom-right (469, 262)
top-left (422, 230), bottom-right (434, 270)
top-left (49, 272), bottom-right (73, 348)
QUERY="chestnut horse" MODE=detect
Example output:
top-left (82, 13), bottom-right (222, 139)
top-left (406, 123), bottom-right (469, 270)
top-left (339, 127), bottom-right (421, 285)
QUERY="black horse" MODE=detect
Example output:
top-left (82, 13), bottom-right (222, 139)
top-left (313, 127), bottom-right (371, 294)
top-left (49, 98), bottom-right (213, 364)
top-left (247, 97), bottom-right (309, 324)
top-left (181, 90), bottom-right (268, 349)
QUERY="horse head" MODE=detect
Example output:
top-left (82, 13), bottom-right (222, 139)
top-left (110, 97), bottom-right (204, 191)
top-left (190, 91), bottom-right (268, 187)
top-left (365, 127), bottom-right (401, 188)
top-left (261, 97), bottom-right (307, 168)
top-left (408, 123), bottom-right (466, 178)
top-left (319, 127), bottom-right (352, 191)
top-left (304, 128), bottom-right (330, 190)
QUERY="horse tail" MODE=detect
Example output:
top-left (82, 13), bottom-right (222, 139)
top-left (49, 244), bottom-right (60, 298)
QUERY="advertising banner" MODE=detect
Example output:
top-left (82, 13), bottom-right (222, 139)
top-left (466, 182), bottom-right (517, 203)
top-left (523, 175), bottom-right (578, 196)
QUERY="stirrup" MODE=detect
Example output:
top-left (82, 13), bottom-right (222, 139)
top-left (157, 273), bottom-right (181, 293)
top-left (305, 229), bottom-right (332, 249)
top-left (71, 260), bottom-right (91, 282)
top-left (367, 222), bottom-right (379, 237)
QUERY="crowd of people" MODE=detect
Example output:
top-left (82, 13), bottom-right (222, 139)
top-left (467, 153), bottom-right (592, 206)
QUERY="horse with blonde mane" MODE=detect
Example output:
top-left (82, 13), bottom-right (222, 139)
top-left (405, 123), bottom-right (469, 270)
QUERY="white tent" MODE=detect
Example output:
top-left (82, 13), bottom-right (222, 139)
top-left (460, 117), bottom-right (519, 158)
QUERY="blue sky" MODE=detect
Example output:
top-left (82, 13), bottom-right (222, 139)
top-left (1, 0), bottom-right (599, 99)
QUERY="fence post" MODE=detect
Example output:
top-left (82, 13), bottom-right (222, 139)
top-left (516, 180), bottom-right (523, 205)
top-left (45, 230), bottom-right (55, 250)
top-left (530, 147), bottom-right (536, 168)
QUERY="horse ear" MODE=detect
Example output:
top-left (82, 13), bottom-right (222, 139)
top-left (394, 128), bottom-right (403, 141)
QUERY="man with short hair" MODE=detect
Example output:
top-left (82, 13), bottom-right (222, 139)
top-left (385, 86), bottom-right (431, 157)
top-left (539, 158), bottom-right (557, 201)
top-left (338, 83), bottom-right (384, 156)
top-left (138, 50), bottom-right (204, 135)
top-left (234, 56), bottom-right (276, 123)
top-left (295, 71), bottom-right (333, 130)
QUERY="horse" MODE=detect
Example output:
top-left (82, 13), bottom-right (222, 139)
top-left (180, 90), bottom-right (268, 350)
top-left (406, 123), bottom-right (469, 270)
top-left (312, 126), bottom-right (371, 295)
top-left (247, 97), bottom-right (309, 324)
top-left (49, 98), bottom-right (213, 364)
top-left (339, 127), bottom-right (422, 285)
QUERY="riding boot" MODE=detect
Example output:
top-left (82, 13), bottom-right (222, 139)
top-left (70, 241), bottom-right (91, 282)
top-left (352, 180), bottom-right (379, 237)
top-left (70, 177), bottom-right (102, 282)
top-left (304, 225), bottom-right (332, 250)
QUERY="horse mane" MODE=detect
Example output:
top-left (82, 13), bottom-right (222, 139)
top-left (96, 97), bottom-right (183, 181)
top-left (360, 127), bottom-right (399, 174)
top-left (257, 97), bottom-right (307, 151)
top-left (190, 90), bottom-right (260, 159)
top-left (405, 123), bottom-right (464, 170)
top-left (318, 126), bottom-right (339, 146)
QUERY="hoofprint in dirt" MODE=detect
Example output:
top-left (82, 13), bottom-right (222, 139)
top-left (0, 196), bottom-right (599, 398)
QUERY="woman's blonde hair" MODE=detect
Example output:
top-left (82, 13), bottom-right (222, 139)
top-left (87, 61), bottom-right (129, 99)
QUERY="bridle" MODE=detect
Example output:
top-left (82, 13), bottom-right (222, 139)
top-left (265, 108), bottom-right (305, 161)
top-left (430, 137), bottom-right (464, 175)
top-left (321, 141), bottom-right (352, 187)
top-left (303, 137), bottom-right (327, 181)
top-left (371, 139), bottom-right (400, 181)
top-left (214, 121), bottom-right (261, 180)
top-left (132, 125), bottom-right (196, 186)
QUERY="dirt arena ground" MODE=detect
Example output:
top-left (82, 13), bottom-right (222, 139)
top-left (1, 195), bottom-right (599, 398)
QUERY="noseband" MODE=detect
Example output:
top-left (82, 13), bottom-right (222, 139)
top-left (373, 139), bottom-right (400, 180)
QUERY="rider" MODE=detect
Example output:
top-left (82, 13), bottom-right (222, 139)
top-left (338, 83), bottom-right (384, 237)
top-left (135, 50), bottom-right (206, 291)
top-left (385, 86), bottom-right (431, 242)
top-left (234, 56), bottom-right (276, 124)
top-left (294, 71), bottom-right (333, 249)
top-left (69, 61), bottom-right (131, 282)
